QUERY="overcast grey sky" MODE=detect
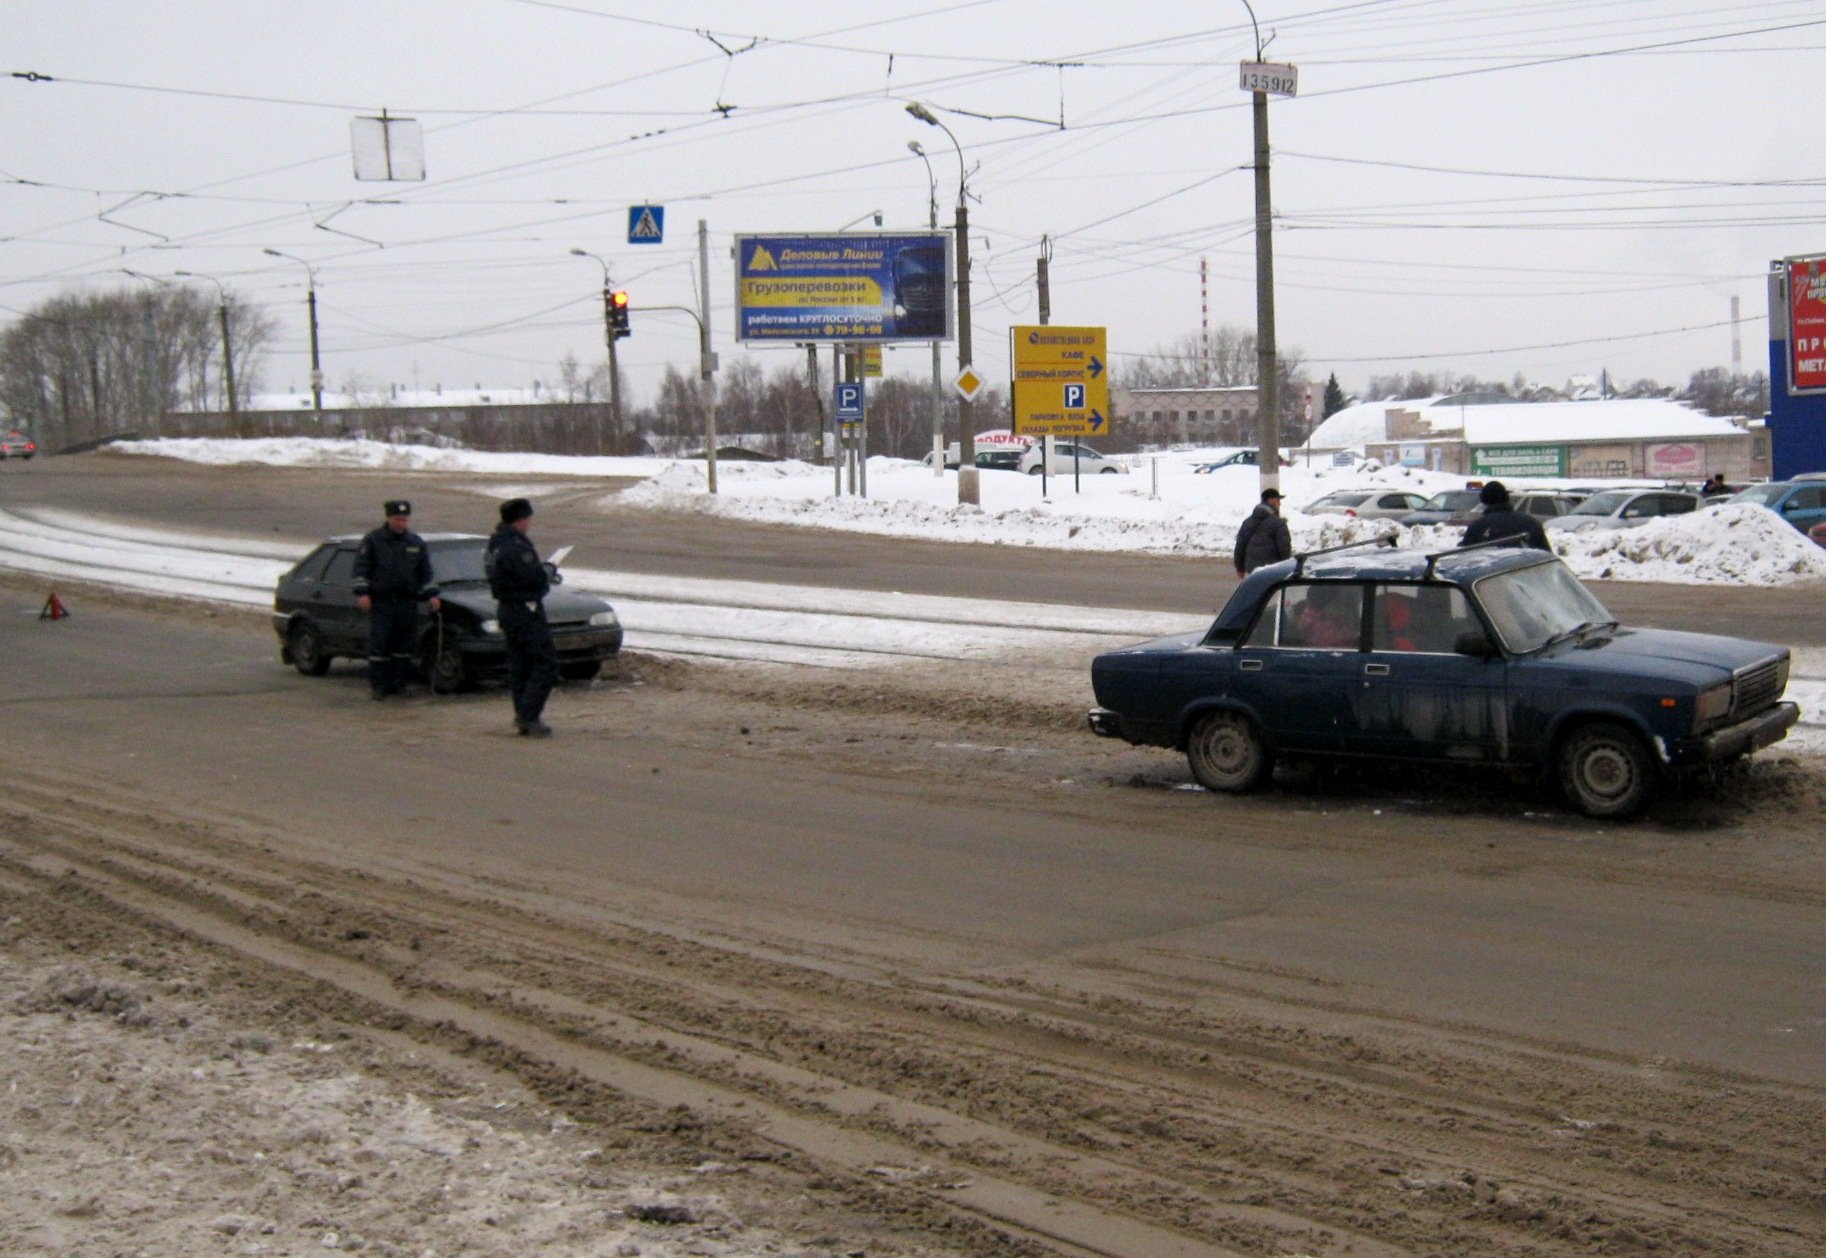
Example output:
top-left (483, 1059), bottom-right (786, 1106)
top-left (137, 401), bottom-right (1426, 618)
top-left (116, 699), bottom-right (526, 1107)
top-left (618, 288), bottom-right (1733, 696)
top-left (6, 0), bottom-right (1821, 406)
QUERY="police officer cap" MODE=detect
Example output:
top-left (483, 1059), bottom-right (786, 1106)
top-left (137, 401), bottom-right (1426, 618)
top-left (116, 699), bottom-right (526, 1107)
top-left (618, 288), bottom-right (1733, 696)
top-left (1478, 480), bottom-right (1510, 506)
top-left (385, 499), bottom-right (411, 517)
top-left (500, 497), bottom-right (534, 524)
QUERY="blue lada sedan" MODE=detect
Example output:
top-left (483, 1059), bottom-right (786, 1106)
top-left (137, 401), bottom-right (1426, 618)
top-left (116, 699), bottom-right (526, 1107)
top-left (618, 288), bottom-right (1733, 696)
top-left (1088, 540), bottom-right (1798, 818)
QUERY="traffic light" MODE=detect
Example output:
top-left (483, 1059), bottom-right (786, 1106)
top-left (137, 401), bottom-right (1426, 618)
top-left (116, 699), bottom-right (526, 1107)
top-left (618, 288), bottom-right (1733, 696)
top-left (609, 289), bottom-right (630, 340)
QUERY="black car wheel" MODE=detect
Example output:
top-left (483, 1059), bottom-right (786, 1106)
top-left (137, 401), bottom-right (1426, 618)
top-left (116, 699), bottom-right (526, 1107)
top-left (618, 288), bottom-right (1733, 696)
top-left (1186, 711), bottom-right (1274, 793)
top-left (560, 660), bottom-right (602, 682)
top-left (425, 636), bottom-right (473, 694)
top-left (1559, 722), bottom-right (1654, 819)
top-left (288, 621), bottom-right (333, 677)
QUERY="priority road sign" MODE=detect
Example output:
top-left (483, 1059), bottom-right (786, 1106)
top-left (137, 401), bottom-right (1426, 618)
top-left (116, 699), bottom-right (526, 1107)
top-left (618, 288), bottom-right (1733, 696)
top-left (1011, 325), bottom-right (1108, 437)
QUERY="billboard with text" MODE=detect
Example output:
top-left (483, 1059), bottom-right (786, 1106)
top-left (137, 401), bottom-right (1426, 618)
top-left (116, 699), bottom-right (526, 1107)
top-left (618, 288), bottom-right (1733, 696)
top-left (734, 232), bottom-right (953, 344)
top-left (1787, 254), bottom-right (1826, 394)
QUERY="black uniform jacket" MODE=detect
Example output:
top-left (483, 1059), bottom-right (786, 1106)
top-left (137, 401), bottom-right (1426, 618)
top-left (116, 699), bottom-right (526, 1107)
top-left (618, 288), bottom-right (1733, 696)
top-left (485, 524), bottom-right (551, 605)
top-left (353, 526), bottom-right (439, 601)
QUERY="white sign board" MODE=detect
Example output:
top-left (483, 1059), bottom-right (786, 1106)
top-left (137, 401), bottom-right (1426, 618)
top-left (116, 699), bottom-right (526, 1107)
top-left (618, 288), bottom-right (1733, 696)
top-left (1239, 62), bottom-right (1298, 97)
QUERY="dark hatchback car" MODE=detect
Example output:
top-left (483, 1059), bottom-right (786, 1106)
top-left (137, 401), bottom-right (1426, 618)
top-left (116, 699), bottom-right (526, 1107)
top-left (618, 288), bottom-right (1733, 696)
top-left (273, 534), bottom-right (623, 692)
top-left (1088, 540), bottom-right (1798, 818)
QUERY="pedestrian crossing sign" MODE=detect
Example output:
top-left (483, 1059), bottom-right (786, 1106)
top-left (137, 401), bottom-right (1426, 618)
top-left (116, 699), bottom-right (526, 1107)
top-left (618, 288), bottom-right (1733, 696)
top-left (627, 205), bottom-right (664, 244)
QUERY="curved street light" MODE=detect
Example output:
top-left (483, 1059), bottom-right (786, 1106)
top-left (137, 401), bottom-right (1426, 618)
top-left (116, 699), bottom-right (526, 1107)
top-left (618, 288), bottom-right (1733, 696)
top-left (568, 247), bottom-right (624, 454)
top-left (908, 141), bottom-right (944, 476)
top-left (906, 101), bottom-right (977, 504)
top-left (263, 248), bottom-right (323, 413)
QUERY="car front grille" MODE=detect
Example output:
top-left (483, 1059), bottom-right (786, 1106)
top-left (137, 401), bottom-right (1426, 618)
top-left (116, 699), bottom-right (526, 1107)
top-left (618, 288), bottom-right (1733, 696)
top-left (1733, 657), bottom-right (1787, 719)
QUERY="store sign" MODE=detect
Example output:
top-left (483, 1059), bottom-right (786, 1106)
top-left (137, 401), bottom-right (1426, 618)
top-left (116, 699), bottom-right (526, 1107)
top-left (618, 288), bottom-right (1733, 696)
top-left (1787, 254), bottom-right (1826, 394)
top-left (1471, 444), bottom-right (1567, 478)
top-left (1646, 442), bottom-right (1703, 479)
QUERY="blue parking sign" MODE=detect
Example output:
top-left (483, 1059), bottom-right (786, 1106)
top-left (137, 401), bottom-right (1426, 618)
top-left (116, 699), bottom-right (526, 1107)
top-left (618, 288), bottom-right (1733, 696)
top-left (835, 381), bottom-right (864, 424)
top-left (1064, 383), bottom-right (1086, 409)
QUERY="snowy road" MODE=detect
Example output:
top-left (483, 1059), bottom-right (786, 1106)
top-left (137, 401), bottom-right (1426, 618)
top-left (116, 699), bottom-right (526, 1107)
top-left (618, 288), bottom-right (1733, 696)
top-left (0, 506), bottom-right (1189, 671)
top-left (4, 504), bottom-right (1819, 750)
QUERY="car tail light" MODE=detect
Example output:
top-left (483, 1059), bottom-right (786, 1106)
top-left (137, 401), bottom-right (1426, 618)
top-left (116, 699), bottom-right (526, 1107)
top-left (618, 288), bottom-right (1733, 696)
top-left (1344, 509), bottom-right (1357, 517)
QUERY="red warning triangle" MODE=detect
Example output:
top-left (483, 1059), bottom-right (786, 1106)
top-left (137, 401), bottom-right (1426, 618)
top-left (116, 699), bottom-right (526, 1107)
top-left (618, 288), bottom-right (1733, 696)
top-left (40, 592), bottom-right (70, 620)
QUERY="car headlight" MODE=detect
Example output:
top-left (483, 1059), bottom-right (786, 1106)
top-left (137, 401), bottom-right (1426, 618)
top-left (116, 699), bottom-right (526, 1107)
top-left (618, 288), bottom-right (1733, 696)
top-left (1694, 682), bottom-right (1732, 730)
top-left (588, 611), bottom-right (619, 628)
top-left (481, 618), bottom-right (502, 636)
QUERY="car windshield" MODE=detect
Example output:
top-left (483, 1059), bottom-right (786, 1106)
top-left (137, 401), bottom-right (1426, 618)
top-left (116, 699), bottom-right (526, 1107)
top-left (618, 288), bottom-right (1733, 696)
top-left (1473, 561), bottom-right (1614, 653)
top-left (1418, 491), bottom-right (1480, 512)
top-left (1569, 490), bottom-right (1632, 517)
top-left (1310, 491), bottom-right (1371, 508)
top-left (1729, 483), bottom-right (1789, 506)
top-left (429, 540), bottom-right (489, 583)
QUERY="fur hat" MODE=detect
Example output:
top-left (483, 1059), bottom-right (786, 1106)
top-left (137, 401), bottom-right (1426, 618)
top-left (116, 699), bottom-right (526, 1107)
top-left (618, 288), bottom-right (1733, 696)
top-left (499, 497), bottom-right (534, 524)
top-left (1478, 480), bottom-right (1510, 506)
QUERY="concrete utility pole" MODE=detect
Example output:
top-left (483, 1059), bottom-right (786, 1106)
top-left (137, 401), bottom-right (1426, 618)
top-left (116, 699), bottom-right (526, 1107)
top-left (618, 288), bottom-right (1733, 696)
top-left (699, 219), bottom-right (718, 495)
top-left (176, 271), bottom-right (241, 437)
top-left (569, 248), bottom-right (623, 454)
top-left (908, 102), bottom-right (977, 505)
top-left (1238, 1), bottom-right (1292, 495)
top-left (264, 249), bottom-right (322, 414)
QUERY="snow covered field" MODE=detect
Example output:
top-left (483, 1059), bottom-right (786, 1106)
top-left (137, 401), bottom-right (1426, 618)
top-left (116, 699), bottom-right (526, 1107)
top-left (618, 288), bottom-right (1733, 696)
top-left (119, 436), bottom-right (1826, 588)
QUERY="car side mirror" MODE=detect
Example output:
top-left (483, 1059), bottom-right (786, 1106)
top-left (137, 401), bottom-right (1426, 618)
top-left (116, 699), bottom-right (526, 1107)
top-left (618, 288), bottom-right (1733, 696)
top-left (1454, 629), bottom-right (1499, 659)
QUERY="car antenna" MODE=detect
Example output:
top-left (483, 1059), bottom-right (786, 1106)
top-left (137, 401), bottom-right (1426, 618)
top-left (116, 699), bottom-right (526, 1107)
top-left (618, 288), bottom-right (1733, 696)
top-left (1291, 533), bottom-right (1396, 579)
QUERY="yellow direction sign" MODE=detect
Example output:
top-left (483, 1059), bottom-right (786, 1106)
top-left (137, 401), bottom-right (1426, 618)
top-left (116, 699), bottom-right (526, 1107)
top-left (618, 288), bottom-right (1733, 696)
top-left (1011, 325), bottom-right (1109, 437)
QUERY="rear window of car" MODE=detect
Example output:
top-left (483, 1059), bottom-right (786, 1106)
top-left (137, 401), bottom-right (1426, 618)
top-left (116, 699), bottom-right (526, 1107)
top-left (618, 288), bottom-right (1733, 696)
top-left (1571, 490), bottom-right (1632, 516)
top-left (288, 546), bottom-right (335, 582)
top-left (1419, 491), bottom-right (1480, 512)
top-left (1243, 583), bottom-right (1365, 650)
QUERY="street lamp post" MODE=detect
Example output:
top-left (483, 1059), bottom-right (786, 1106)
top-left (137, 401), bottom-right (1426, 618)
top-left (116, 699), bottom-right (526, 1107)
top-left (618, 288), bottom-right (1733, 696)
top-left (263, 249), bottom-right (322, 414)
top-left (909, 140), bottom-right (945, 477)
top-left (906, 102), bottom-right (976, 506)
top-left (568, 248), bottom-right (623, 455)
top-left (176, 271), bottom-right (242, 437)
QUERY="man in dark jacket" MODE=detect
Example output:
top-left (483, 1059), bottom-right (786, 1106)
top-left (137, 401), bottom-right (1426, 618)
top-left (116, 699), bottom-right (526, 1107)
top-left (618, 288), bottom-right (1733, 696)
top-left (1459, 481), bottom-right (1550, 551)
top-left (353, 500), bottom-right (440, 700)
top-left (485, 497), bottom-right (559, 737)
top-left (1233, 488), bottom-right (1292, 576)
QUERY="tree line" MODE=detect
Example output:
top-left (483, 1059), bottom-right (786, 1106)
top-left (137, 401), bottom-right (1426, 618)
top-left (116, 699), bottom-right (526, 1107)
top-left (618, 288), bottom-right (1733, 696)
top-left (0, 286), bottom-right (274, 451)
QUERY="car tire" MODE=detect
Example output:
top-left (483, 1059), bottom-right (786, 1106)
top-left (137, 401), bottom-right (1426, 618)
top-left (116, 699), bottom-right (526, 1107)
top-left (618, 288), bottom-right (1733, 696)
top-left (1100, 467), bottom-right (1118, 474)
top-left (1027, 466), bottom-right (1044, 476)
top-left (1186, 711), bottom-right (1274, 793)
top-left (288, 621), bottom-right (333, 677)
top-left (425, 636), bottom-right (473, 694)
top-left (1559, 722), bottom-right (1654, 819)
top-left (560, 660), bottom-right (602, 682)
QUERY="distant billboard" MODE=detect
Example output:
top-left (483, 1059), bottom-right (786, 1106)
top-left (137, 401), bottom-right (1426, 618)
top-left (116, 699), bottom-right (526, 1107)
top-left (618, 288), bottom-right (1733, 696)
top-left (1786, 254), bottom-right (1826, 394)
top-left (1472, 444), bottom-right (1567, 478)
top-left (733, 232), bottom-right (953, 344)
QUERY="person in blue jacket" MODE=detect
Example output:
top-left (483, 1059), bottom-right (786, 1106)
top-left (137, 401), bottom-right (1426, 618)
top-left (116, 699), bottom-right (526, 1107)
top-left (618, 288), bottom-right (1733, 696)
top-left (485, 498), bottom-right (559, 737)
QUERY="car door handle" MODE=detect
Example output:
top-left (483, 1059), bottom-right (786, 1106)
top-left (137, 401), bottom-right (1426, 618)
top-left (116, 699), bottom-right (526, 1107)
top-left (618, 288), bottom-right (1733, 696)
top-left (1363, 663), bottom-right (1391, 676)
top-left (1240, 658), bottom-right (1263, 671)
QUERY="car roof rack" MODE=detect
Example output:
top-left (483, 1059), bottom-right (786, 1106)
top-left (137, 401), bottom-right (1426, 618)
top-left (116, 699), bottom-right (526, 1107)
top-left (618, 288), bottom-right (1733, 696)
top-left (1291, 533), bottom-right (1396, 578)
top-left (1421, 533), bottom-right (1548, 580)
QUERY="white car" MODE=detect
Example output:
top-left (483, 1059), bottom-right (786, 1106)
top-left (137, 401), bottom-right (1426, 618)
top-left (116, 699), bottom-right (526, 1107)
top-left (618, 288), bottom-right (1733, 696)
top-left (1019, 442), bottom-right (1127, 476)
top-left (1301, 488), bottom-right (1430, 520)
top-left (1544, 489), bottom-right (1701, 533)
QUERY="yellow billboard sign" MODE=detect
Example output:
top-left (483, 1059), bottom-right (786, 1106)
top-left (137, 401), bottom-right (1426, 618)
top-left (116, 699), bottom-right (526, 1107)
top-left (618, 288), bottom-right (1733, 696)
top-left (1011, 325), bottom-right (1109, 437)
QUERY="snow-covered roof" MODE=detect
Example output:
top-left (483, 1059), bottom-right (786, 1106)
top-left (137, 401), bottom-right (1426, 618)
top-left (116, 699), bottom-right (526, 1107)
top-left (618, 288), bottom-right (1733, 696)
top-left (1307, 396), bottom-right (1742, 449)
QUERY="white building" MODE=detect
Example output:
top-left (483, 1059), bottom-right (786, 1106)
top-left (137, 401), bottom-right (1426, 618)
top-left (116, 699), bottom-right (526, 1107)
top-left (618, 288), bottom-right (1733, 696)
top-left (1305, 394), bottom-right (1765, 483)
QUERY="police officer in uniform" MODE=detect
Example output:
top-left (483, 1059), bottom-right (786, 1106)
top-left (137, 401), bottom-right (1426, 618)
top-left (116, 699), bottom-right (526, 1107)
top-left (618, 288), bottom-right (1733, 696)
top-left (353, 500), bottom-right (441, 700)
top-left (486, 498), bottom-right (559, 737)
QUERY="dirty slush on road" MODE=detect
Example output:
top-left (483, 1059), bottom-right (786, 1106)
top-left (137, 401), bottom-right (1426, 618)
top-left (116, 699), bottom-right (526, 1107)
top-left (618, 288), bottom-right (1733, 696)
top-left (5, 593), bottom-right (1826, 1256)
